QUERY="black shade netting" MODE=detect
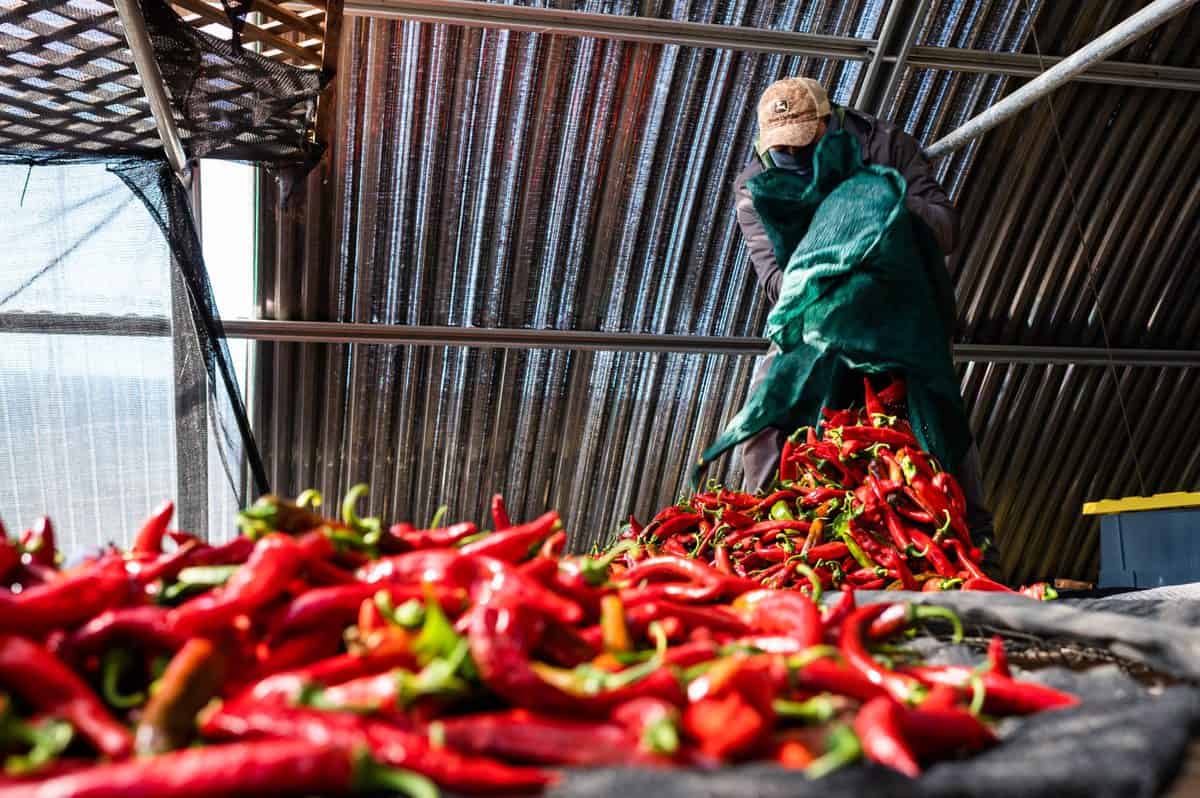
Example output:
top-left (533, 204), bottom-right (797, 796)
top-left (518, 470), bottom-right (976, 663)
top-left (539, 591), bottom-right (1200, 798)
top-left (0, 0), bottom-right (322, 164)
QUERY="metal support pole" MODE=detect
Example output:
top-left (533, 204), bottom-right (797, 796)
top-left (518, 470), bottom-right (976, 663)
top-left (113, 0), bottom-right (192, 185)
top-left (925, 0), bottom-right (1199, 158)
top-left (876, 0), bottom-right (930, 118)
top-left (854, 0), bottom-right (909, 111)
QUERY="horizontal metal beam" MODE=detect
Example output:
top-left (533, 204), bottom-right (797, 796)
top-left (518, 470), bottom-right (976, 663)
top-left (344, 0), bottom-right (1200, 92)
top-left (345, 0), bottom-right (872, 59)
top-left (905, 45), bottom-right (1200, 92)
top-left (4, 314), bottom-right (1200, 367)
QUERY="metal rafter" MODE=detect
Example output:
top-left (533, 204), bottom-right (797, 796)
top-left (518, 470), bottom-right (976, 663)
top-left (344, 0), bottom-right (1200, 92)
top-left (3, 314), bottom-right (1200, 367)
top-left (113, 0), bottom-right (191, 184)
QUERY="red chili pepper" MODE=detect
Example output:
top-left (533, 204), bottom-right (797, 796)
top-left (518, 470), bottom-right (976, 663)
top-left (904, 665), bottom-right (1079, 715)
top-left (467, 602), bottom-right (683, 716)
top-left (987, 635), bottom-right (1010, 677)
top-left (780, 435), bottom-right (799, 483)
top-left (932, 472), bottom-right (967, 517)
top-left (178, 536), bottom-right (257, 569)
top-left (900, 704), bottom-right (996, 758)
top-left (800, 488), bottom-right (845, 507)
top-left (0, 739), bottom-right (432, 798)
top-left (863, 377), bottom-right (885, 422)
top-left (793, 658), bottom-right (887, 703)
top-left (21, 516), bottom-right (57, 567)
top-left (840, 604), bottom-right (925, 703)
top-left (0, 635), bottom-right (133, 759)
top-left (907, 528), bottom-right (956, 578)
top-left (713, 544), bottom-right (734, 575)
top-left (243, 648), bottom-right (417, 704)
top-left (805, 542), bottom-right (850, 562)
top-left (132, 500), bottom-right (175, 556)
top-left (459, 511), bottom-right (562, 563)
top-left (0, 557), bottom-right (131, 634)
top-left (623, 600), bottom-right (751, 638)
top-left (733, 590), bottom-right (822, 648)
top-left (683, 692), bottom-right (768, 760)
top-left (946, 538), bottom-right (988, 581)
top-left (724, 520), bottom-right (810, 547)
top-left (821, 585), bottom-right (856, 633)
top-left (490, 494), bottom-right (512, 530)
top-left (895, 504), bottom-right (935, 525)
top-left (250, 628), bottom-right (343, 683)
top-left (64, 606), bottom-right (184, 659)
top-left (875, 548), bottom-right (916, 591)
top-left (855, 696), bottom-right (920, 777)
top-left (168, 534), bottom-right (306, 635)
top-left (0, 537), bottom-right (17, 583)
top-left (877, 377), bottom-right (907, 408)
top-left (433, 709), bottom-right (644, 767)
top-left (839, 426), bottom-right (919, 449)
top-left (876, 499), bottom-right (912, 553)
top-left (619, 556), bottom-right (755, 602)
top-left (276, 583), bottom-right (465, 637)
top-left (392, 521), bottom-right (479, 551)
top-left (747, 490), bottom-right (797, 516)
top-left (358, 550), bottom-right (582, 625)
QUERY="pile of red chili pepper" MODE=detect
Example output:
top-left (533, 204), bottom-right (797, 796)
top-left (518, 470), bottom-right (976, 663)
top-left (0, 480), bottom-right (1078, 797)
top-left (620, 377), bottom-right (1054, 599)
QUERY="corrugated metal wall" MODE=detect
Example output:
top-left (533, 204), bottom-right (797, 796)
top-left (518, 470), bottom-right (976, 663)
top-left (256, 0), bottom-right (1200, 583)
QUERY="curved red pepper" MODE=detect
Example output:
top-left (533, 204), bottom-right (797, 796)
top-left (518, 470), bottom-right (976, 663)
top-left (21, 516), bottom-right (57, 567)
top-left (0, 557), bottom-right (131, 635)
top-left (855, 696), bottom-right (920, 777)
top-left (434, 709), bottom-right (644, 767)
top-left (0, 635), bottom-right (133, 759)
top-left (276, 583), bottom-right (465, 636)
top-left (169, 534), bottom-right (306, 635)
top-left (243, 648), bottom-right (417, 704)
top-left (65, 606), bottom-right (184, 658)
top-left (391, 521), bottom-right (478, 551)
top-left (904, 665), bottom-right (1078, 715)
top-left (900, 704), bottom-right (996, 758)
top-left (132, 500), bottom-right (175, 556)
top-left (459, 512), bottom-right (561, 563)
top-left (840, 426), bottom-right (919, 449)
top-left (490, 494), bottom-right (512, 530)
top-left (733, 590), bottom-right (822, 648)
top-left (907, 529), bottom-right (956, 578)
top-left (358, 550), bottom-right (582, 625)
top-left (840, 604), bottom-right (925, 703)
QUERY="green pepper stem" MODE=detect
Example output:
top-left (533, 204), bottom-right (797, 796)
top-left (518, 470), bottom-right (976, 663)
top-left (773, 695), bottom-right (838, 724)
top-left (295, 489), bottom-right (322, 509)
top-left (911, 605), bottom-right (964, 643)
top-left (428, 504), bottom-right (448, 530)
top-left (581, 541), bottom-right (638, 585)
top-left (100, 649), bottom-right (146, 709)
top-left (792, 562), bottom-right (823, 604)
top-left (643, 716), bottom-right (680, 755)
top-left (805, 725), bottom-right (862, 780)
top-left (355, 749), bottom-right (440, 798)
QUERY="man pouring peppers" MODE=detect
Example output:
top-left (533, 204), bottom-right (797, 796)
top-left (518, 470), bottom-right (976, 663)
top-left (697, 76), bottom-right (999, 576)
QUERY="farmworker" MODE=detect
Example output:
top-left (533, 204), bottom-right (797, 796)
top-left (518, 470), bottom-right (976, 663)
top-left (730, 77), bottom-right (998, 572)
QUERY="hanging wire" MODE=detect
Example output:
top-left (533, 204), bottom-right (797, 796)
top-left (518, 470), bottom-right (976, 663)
top-left (1020, 0), bottom-right (1149, 496)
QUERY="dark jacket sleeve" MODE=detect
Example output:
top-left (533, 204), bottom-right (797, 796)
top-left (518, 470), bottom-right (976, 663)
top-left (857, 113), bottom-right (961, 255)
top-left (733, 161), bottom-right (783, 305)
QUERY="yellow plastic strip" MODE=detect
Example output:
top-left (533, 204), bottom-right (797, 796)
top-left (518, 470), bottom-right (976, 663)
top-left (1082, 492), bottom-right (1200, 516)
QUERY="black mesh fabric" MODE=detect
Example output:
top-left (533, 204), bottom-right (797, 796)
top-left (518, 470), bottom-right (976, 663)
top-left (0, 0), bottom-right (322, 163)
top-left (540, 593), bottom-right (1200, 798)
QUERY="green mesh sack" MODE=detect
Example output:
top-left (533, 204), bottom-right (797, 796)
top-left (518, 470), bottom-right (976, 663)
top-left (696, 131), bottom-right (972, 484)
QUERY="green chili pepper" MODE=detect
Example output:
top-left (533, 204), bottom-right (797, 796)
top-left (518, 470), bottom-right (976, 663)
top-left (805, 725), bottom-right (862, 780)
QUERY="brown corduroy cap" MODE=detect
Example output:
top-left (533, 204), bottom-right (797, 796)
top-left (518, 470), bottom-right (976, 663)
top-left (757, 77), bottom-right (831, 150)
